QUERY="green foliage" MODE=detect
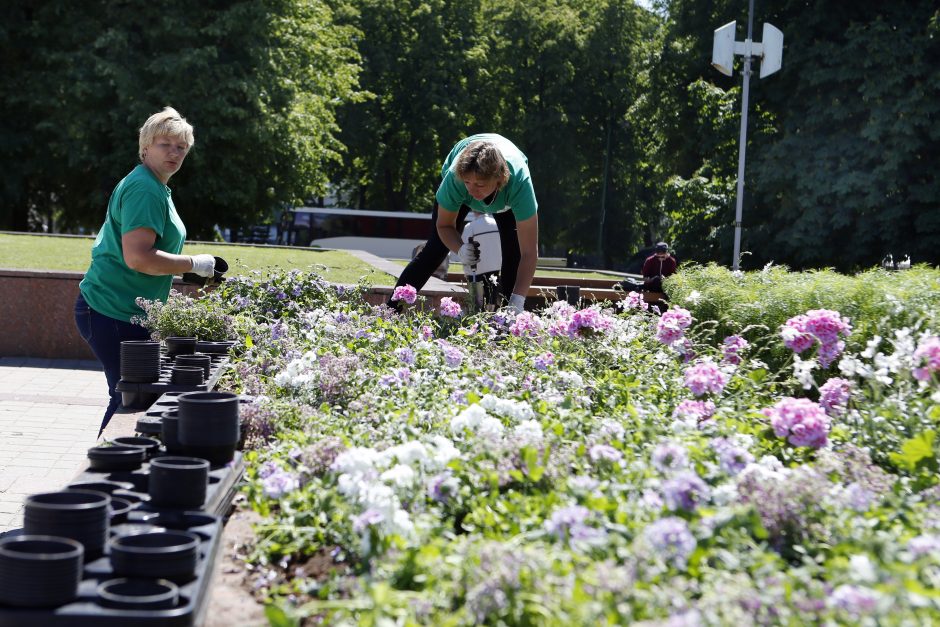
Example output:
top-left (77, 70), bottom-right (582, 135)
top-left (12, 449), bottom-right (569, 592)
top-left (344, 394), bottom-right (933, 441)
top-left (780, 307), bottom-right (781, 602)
top-left (666, 262), bottom-right (940, 370)
top-left (0, 0), bottom-right (362, 236)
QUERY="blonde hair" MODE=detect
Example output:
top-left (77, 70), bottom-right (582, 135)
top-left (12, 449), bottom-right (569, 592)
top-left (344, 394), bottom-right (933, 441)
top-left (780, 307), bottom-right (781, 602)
top-left (138, 107), bottom-right (195, 161)
top-left (455, 141), bottom-right (510, 187)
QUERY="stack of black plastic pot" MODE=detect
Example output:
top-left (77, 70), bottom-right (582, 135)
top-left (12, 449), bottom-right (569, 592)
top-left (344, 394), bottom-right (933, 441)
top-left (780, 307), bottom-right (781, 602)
top-left (0, 391), bottom-right (246, 625)
top-left (117, 339), bottom-right (235, 410)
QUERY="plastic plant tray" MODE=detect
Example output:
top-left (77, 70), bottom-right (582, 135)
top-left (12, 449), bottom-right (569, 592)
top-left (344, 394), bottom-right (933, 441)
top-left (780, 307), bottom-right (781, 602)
top-left (0, 516), bottom-right (223, 626)
top-left (70, 451), bottom-right (245, 519)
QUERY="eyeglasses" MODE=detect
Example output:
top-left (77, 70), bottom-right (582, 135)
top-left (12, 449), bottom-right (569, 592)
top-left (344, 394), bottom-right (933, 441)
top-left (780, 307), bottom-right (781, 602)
top-left (153, 140), bottom-right (189, 155)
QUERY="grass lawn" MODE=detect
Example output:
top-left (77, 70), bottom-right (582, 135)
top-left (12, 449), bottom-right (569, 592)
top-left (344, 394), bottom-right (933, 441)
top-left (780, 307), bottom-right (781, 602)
top-left (0, 232), bottom-right (396, 285)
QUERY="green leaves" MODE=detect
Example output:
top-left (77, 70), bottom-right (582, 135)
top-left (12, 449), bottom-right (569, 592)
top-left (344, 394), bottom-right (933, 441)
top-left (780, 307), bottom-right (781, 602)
top-left (889, 430), bottom-right (938, 473)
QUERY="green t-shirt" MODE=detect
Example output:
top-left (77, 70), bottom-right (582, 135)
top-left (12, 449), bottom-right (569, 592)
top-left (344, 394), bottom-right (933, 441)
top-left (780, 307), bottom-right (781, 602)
top-left (80, 164), bottom-right (187, 322)
top-left (435, 133), bottom-right (538, 221)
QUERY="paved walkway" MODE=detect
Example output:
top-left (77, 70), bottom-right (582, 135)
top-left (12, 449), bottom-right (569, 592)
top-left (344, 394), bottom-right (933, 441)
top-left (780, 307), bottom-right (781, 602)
top-left (0, 357), bottom-right (111, 532)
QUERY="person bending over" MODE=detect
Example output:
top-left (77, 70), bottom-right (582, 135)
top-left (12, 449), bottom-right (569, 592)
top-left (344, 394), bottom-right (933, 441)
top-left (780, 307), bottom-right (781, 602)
top-left (391, 133), bottom-right (538, 313)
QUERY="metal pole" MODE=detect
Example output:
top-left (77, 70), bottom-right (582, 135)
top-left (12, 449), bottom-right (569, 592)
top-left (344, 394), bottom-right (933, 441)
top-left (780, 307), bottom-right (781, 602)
top-left (731, 0), bottom-right (754, 272)
top-left (598, 118), bottom-right (612, 261)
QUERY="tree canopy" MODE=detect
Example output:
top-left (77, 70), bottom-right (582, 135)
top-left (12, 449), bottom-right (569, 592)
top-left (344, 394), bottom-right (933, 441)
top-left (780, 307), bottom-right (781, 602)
top-left (1, 0), bottom-right (937, 271)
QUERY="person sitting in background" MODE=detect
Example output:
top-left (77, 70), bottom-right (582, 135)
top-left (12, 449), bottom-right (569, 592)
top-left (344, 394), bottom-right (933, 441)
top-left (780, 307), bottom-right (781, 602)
top-left (641, 242), bottom-right (677, 293)
top-left (458, 211), bottom-right (502, 309)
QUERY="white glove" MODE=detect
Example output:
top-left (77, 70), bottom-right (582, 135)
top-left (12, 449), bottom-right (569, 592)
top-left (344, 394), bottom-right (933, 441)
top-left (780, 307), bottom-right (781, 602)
top-left (456, 241), bottom-right (480, 266)
top-left (190, 254), bottom-right (216, 278)
top-left (509, 293), bottom-right (525, 314)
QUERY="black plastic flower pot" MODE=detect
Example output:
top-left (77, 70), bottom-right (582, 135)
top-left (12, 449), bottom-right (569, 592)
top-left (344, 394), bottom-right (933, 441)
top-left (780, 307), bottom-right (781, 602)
top-left (111, 435), bottom-right (162, 459)
top-left (24, 490), bottom-right (110, 558)
top-left (164, 336), bottom-right (197, 358)
top-left (161, 410), bottom-right (185, 454)
top-left (97, 577), bottom-right (180, 610)
top-left (108, 496), bottom-right (137, 524)
top-left (87, 445), bottom-right (146, 471)
top-left (178, 441), bottom-right (237, 466)
top-left (0, 535), bottom-right (84, 608)
top-left (66, 479), bottom-right (135, 496)
top-left (195, 340), bottom-right (235, 355)
top-left (170, 365), bottom-right (204, 385)
top-left (177, 391), bottom-right (240, 447)
top-left (120, 340), bottom-right (162, 383)
top-left (148, 456), bottom-right (210, 508)
top-left (174, 354), bottom-right (211, 379)
top-left (109, 530), bottom-right (200, 582)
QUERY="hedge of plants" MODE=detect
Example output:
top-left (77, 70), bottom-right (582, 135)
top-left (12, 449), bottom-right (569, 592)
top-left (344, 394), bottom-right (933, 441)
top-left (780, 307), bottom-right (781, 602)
top-left (140, 266), bottom-right (940, 625)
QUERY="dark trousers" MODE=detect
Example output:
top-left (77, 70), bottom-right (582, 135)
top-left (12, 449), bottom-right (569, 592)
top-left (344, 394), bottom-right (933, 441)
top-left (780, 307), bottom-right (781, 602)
top-left (74, 293), bottom-right (151, 435)
top-left (393, 204), bottom-right (520, 304)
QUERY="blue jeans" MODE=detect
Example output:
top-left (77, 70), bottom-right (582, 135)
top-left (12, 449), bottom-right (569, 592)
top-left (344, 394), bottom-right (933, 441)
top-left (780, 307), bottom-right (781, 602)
top-left (74, 293), bottom-right (152, 435)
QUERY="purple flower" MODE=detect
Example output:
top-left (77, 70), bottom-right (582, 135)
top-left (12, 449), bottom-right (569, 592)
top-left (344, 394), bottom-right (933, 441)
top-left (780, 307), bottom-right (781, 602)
top-left (643, 517), bottom-right (696, 569)
top-left (395, 347), bottom-right (416, 365)
top-left (262, 468), bottom-right (299, 498)
top-left (651, 441), bottom-right (689, 474)
top-left (391, 284), bottom-right (417, 305)
top-left (683, 358), bottom-right (728, 397)
top-left (662, 471), bottom-right (710, 511)
top-left (711, 439), bottom-right (754, 476)
top-left (544, 505), bottom-right (606, 544)
top-left (908, 534), bottom-right (940, 557)
top-left (439, 297), bottom-right (462, 318)
top-left (829, 584), bottom-right (879, 616)
top-left (763, 397), bottom-right (830, 448)
top-left (436, 340), bottom-right (464, 367)
top-left (588, 444), bottom-right (623, 465)
top-left (533, 352), bottom-right (554, 371)
top-left (352, 508), bottom-right (384, 533)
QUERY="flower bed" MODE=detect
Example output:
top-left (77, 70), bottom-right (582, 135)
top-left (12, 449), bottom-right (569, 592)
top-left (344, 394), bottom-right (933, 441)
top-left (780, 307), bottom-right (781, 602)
top-left (154, 267), bottom-right (940, 624)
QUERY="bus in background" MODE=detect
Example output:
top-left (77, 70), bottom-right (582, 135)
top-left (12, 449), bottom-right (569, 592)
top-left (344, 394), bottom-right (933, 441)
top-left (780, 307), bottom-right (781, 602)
top-left (283, 207), bottom-right (432, 259)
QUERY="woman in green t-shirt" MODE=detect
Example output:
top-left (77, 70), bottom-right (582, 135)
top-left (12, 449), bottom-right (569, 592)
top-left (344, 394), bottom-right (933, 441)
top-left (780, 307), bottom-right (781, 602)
top-left (392, 134), bottom-right (539, 313)
top-left (75, 107), bottom-right (217, 435)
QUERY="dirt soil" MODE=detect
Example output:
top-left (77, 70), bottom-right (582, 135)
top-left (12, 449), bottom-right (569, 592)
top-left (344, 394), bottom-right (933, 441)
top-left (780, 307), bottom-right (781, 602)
top-left (204, 501), bottom-right (268, 627)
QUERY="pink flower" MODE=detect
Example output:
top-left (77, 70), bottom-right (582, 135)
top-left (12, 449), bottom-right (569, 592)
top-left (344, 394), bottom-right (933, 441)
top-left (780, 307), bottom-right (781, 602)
top-left (780, 309), bottom-right (852, 368)
top-left (421, 325), bottom-right (434, 340)
top-left (510, 312), bottom-right (542, 338)
top-left (913, 335), bottom-right (940, 382)
top-left (391, 284), bottom-right (417, 305)
top-left (683, 358), bottom-right (728, 397)
top-left (566, 308), bottom-right (613, 338)
top-left (763, 397), bottom-right (830, 448)
top-left (656, 307), bottom-right (693, 345)
top-left (672, 399), bottom-right (716, 424)
top-left (819, 377), bottom-right (852, 415)
top-left (439, 297), bottom-right (462, 318)
top-left (620, 291), bottom-right (649, 311)
top-left (722, 335), bottom-right (749, 365)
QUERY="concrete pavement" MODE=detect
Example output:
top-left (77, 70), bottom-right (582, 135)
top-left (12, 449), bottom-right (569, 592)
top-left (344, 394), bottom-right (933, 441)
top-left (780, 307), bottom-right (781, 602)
top-left (0, 357), bottom-right (111, 533)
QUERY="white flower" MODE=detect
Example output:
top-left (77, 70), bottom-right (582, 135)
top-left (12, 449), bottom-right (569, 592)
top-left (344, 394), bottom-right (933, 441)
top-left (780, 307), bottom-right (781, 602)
top-left (513, 420), bottom-right (544, 446)
top-left (451, 404), bottom-right (487, 433)
top-left (380, 441), bottom-right (428, 468)
top-left (478, 416), bottom-right (505, 440)
top-left (332, 447), bottom-right (381, 475)
top-left (427, 436), bottom-right (461, 468)
top-left (380, 464), bottom-right (416, 488)
top-left (848, 554), bottom-right (877, 583)
top-left (685, 290), bottom-right (702, 305)
top-left (793, 355), bottom-right (817, 390)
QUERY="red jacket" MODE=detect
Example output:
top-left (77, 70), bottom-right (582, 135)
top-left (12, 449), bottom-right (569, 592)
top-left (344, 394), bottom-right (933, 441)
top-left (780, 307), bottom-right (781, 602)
top-left (641, 254), bottom-right (677, 290)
